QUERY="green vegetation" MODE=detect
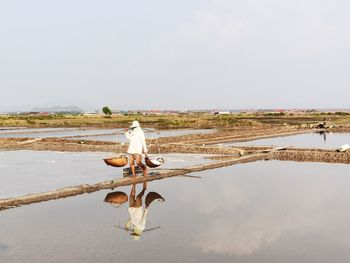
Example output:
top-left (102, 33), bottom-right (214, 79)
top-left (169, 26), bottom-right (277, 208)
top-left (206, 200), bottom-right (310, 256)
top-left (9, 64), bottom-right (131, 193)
top-left (26, 118), bottom-right (36, 125)
top-left (335, 111), bottom-right (350, 115)
top-left (0, 112), bottom-right (349, 129)
top-left (264, 112), bottom-right (285, 116)
top-left (102, 106), bottom-right (112, 117)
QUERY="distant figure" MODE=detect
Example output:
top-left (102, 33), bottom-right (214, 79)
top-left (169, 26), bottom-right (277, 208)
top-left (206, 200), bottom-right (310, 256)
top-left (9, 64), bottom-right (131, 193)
top-left (316, 119), bottom-right (327, 129)
top-left (125, 121), bottom-right (148, 177)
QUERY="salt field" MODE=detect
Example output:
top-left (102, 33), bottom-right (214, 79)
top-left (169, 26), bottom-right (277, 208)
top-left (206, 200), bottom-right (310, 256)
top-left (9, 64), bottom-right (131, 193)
top-left (0, 161), bottom-right (349, 262)
top-left (0, 151), bottom-right (213, 199)
top-left (0, 128), bottom-right (214, 142)
top-left (66, 129), bottom-right (215, 142)
top-left (223, 132), bottom-right (350, 149)
top-left (0, 128), bottom-right (119, 139)
top-left (3, 0), bottom-right (350, 262)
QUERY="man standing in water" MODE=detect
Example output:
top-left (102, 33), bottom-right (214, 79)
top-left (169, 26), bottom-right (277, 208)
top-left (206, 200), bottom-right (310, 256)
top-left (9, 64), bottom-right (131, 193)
top-left (125, 120), bottom-right (148, 177)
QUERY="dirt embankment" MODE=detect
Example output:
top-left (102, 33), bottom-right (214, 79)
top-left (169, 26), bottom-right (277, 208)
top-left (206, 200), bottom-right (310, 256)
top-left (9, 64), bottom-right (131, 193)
top-left (272, 148), bottom-right (350, 164)
top-left (0, 126), bottom-right (310, 152)
top-left (1, 126), bottom-right (349, 162)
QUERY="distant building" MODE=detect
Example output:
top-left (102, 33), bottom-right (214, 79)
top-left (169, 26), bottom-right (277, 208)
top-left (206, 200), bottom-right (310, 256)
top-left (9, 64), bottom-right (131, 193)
top-left (188, 110), bottom-right (210, 114)
top-left (275, 109), bottom-right (286, 113)
top-left (147, 110), bottom-right (163, 115)
top-left (81, 110), bottom-right (98, 116)
top-left (213, 111), bottom-right (230, 115)
top-left (165, 110), bottom-right (180, 115)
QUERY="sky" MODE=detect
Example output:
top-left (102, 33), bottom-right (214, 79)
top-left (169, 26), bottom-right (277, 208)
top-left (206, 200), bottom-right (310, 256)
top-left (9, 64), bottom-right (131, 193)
top-left (1, 0), bottom-right (350, 111)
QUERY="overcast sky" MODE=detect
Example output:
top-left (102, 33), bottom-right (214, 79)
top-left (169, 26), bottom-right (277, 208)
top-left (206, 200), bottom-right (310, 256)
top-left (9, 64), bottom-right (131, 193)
top-left (1, 0), bottom-right (349, 111)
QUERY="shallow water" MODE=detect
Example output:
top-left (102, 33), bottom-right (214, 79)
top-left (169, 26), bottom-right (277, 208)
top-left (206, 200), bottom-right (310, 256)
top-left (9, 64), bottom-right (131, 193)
top-left (69, 129), bottom-right (215, 143)
top-left (0, 151), bottom-right (212, 198)
top-left (0, 161), bottom-right (350, 262)
top-left (0, 128), bottom-right (118, 139)
top-left (223, 132), bottom-right (350, 149)
top-left (0, 127), bottom-right (66, 132)
top-left (0, 128), bottom-right (214, 142)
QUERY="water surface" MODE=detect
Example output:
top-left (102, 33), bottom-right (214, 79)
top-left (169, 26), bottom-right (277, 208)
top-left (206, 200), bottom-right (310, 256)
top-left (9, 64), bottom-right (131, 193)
top-left (0, 128), bottom-right (118, 139)
top-left (0, 128), bottom-right (214, 143)
top-left (223, 132), bottom-right (350, 149)
top-left (0, 161), bottom-right (350, 262)
top-left (0, 151), bottom-right (212, 198)
top-left (69, 129), bottom-right (215, 143)
top-left (0, 128), bottom-right (78, 134)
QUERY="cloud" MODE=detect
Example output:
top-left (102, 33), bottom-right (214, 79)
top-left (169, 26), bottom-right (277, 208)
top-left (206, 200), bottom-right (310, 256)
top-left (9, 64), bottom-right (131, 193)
top-left (2, 0), bottom-right (350, 109)
top-left (177, 9), bottom-right (244, 50)
top-left (180, 164), bottom-right (350, 256)
top-left (193, 217), bottom-right (283, 256)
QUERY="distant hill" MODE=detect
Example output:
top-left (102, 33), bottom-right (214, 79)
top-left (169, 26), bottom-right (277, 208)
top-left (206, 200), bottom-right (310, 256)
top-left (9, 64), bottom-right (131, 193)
top-left (31, 106), bottom-right (83, 113)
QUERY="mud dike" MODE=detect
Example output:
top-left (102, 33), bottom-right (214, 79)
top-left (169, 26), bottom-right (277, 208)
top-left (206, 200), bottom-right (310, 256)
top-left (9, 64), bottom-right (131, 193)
top-left (0, 126), bottom-right (307, 153)
top-left (0, 126), bottom-right (349, 211)
top-left (272, 148), bottom-right (350, 164)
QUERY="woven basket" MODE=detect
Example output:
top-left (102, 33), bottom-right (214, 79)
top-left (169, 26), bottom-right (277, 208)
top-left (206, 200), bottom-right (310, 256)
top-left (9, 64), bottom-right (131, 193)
top-left (104, 155), bottom-right (128, 167)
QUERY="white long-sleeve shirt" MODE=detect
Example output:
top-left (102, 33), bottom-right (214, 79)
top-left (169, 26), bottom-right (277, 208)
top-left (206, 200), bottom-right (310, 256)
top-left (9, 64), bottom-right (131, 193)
top-left (125, 127), bottom-right (148, 154)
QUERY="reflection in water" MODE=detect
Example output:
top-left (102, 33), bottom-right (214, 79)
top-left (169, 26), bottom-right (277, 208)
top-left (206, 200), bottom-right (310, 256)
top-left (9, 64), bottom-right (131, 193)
top-left (317, 131), bottom-right (327, 142)
top-left (2, 162), bottom-right (350, 262)
top-left (225, 132), bottom-right (350, 149)
top-left (104, 183), bottom-right (165, 240)
top-left (104, 191), bottom-right (128, 207)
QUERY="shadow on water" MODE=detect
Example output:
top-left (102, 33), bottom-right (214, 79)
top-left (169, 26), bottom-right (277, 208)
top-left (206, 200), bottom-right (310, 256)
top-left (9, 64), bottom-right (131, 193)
top-left (104, 182), bottom-right (165, 240)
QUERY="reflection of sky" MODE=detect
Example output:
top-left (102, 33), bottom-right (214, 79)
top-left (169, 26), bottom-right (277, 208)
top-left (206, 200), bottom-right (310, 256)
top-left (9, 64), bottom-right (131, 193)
top-left (223, 132), bottom-right (350, 149)
top-left (0, 128), bottom-right (214, 142)
top-left (0, 161), bottom-right (350, 262)
top-left (0, 128), bottom-right (78, 134)
top-left (0, 128), bottom-right (119, 138)
top-left (69, 129), bottom-right (215, 143)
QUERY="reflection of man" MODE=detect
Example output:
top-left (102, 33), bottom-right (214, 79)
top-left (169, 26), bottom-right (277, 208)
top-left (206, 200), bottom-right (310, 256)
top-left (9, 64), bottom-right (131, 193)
top-left (126, 183), bottom-right (148, 239)
top-left (104, 183), bottom-right (165, 240)
top-left (318, 131), bottom-right (327, 142)
top-left (125, 183), bottom-right (165, 240)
